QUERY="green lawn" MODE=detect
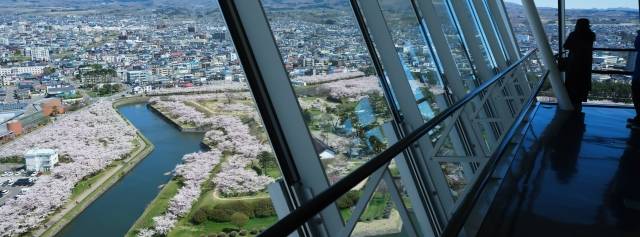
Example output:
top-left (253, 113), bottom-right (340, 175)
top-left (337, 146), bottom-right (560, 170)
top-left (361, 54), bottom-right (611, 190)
top-left (339, 192), bottom-right (391, 222)
top-left (169, 216), bottom-right (278, 237)
top-left (264, 165), bottom-right (281, 179)
top-left (167, 158), bottom-right (274, 237)
top-left (167, 184), bottom-right (274, 237)
top-left (71, 138), bottom-right (142, 198)
top-left (360, 193), bottom-right (389, 220)
top-left (71, 161), bottom-right (120, 198)
top-left (130, 155), bottom-right (277, 237)
top-left (126, 180), bottom-right (181, 237)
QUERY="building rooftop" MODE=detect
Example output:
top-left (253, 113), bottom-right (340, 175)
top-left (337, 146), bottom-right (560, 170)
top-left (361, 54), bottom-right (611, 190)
top-left (25, 148), bottom-right (57, 156)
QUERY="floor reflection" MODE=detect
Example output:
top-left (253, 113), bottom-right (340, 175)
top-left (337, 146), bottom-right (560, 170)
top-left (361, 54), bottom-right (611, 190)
top-left (549, 113), bottom-right (584, 183)
top-left (479, 105), bottom-right (640, 237)
top-left (609, 130), bottom-right (640, 233)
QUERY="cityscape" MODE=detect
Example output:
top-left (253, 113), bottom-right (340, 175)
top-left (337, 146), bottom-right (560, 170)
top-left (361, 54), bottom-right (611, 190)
top-left (0, 1), bottom-right (638, 237)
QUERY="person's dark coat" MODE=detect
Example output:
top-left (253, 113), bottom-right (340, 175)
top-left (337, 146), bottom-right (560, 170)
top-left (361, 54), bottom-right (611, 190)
top-left (633, 34), bottom-right (640, 82)
top-left (564, 21), bottom-right (596, 103)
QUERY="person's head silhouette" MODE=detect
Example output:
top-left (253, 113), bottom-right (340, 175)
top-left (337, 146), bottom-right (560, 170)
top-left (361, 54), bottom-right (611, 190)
top-left (575, 18), bottom-right (591, 32)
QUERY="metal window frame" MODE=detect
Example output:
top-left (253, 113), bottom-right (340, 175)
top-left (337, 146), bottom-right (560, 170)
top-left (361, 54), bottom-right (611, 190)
top-left (412, 0), bottom-right (490, 155)
top-left (219, 1), bottom-right (344, 235)
top-left (448, 0), bottom-right (497, 81)
top-left (221, 0), bottom-right (546, 236)
top-left (469, 0), bottom-right (510, 68)
top-left (414, 0), bottom-right (511, 153)
top-left (470, 0), bottom-right (534, 115)
top-left (486, 0), bottom-right (521, 62)
top-left (353, 1), bottom-right (452, 234)
top-left (441, 0), bottom-right (518, 137)
top-left (487, 0), bottom-right (534, 100)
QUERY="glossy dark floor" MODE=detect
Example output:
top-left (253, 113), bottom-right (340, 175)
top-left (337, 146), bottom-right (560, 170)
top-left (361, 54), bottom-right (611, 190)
top-left (479, 105), bottom-right (640, 237)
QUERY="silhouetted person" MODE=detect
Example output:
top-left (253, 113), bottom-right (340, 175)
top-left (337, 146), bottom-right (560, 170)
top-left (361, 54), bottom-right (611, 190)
top-left (630, 30), bottom-right (640, 128)
top-left (564, 18), bottom-right (595, 113)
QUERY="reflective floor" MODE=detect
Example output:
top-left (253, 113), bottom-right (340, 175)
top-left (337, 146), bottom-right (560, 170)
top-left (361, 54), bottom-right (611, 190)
top-left (479, 105), bottom-right (640, 237)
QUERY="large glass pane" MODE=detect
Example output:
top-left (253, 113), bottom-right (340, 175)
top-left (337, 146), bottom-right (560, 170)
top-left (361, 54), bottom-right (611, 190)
top-left (261, 1), bottom-right (396, 183)
top-left (0, 2), bottom-right (282, 236)
top-left (504, 0), bottom-right (532, 54)
top-left (504, 0), bottom-right (560, 54)
top-left (377, 0), bottom-right (448, 122)
top-left (477, 0), bottom-right (511, 61)
top-left (432, 0), bottom-right (481, 91)
top-left (564, 1), bottom-right (638, 104)
top-left (503, 0), bottom-right (538, 54)
top-left (454, 0), bottom-right (499, 70)
top-left (565, 0), bottom-right (639, 48)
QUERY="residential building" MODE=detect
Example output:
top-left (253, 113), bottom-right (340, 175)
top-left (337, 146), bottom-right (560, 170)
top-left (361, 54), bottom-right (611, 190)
top-left (24, 149), bottom-right (58, 172)
top-left (46, 85), bottom-right (76, 98)
top-left (23, 47), bottom-right (50, 61)
top-left (0, 66), bottom-right (46, 77)
top-left (126, 70), bottom-right (152, 84)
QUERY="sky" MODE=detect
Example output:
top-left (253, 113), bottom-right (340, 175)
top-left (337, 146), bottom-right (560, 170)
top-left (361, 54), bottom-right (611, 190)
top-left (505, 0), bottom-right (639, 9)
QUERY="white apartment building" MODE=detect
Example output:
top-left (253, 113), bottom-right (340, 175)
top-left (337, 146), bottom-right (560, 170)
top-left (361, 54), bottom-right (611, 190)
top-left (126, 70), bottom-right (152, 84)
top-left (0, 66), bottom-right (46, 77)
top-left (24, 149), bottom-right (59, 172)
top-left (23, 47), bottom-right (50, 61)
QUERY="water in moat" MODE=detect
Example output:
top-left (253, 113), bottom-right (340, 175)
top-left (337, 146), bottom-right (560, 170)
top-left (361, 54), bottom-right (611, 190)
top-left (56, 103), bottom-right (204, 237)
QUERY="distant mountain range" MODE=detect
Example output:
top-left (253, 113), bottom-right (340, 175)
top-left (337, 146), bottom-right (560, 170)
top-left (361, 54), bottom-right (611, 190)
top-left (3, 0), bottom-right (635, 13)
top-left (0, 0), bottom-right (352, 10)
top-left (0, 0), bottom-right (214, 8)
top-left (504, 1), bottom-right (638, 11)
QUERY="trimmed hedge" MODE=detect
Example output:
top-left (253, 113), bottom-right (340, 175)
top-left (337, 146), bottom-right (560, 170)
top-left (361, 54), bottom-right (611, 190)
top-left (336, 190), bottom-right (360, 209)
top-left (200, 198), bottom-right (277, 223)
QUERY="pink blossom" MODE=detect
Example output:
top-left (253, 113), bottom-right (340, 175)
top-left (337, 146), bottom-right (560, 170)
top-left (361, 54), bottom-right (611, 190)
top-left (0, 101), bottom-right (137, 236)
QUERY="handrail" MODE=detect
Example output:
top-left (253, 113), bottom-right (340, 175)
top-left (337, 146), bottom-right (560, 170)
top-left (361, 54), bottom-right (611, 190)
top-left (258, 48), bottom-right (540, 237)
top-left (591, 48), bottom-right (636, 75)
top-left (440, 70), bottom-right (550, 237)
top-left (593, 48), bottom-right (636, 52)
top-left (592, 70), bottom-right (634, 76)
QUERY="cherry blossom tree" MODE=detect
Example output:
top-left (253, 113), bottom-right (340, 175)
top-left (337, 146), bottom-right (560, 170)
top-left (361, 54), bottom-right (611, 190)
top-left (293, 71), bottom-right (365, 85)
top-left (147, 81), bottom-right (247, 96)
top-left (316, 76), bottom-right (383, 100)
top-left (140, 150), bottom-right (224, 235)
top-left (0, 101), bottom-right (137, 236)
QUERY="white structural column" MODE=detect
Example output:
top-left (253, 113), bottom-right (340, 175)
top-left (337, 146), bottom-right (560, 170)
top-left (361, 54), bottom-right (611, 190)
top-left (353, 1), bottom-right (449, 235)
top-left (414, 0), bottom-right (503, 215)
top-left (485, 0), bottom-right (520, 62)
top-left (470, 0), bottom-right (508, 68)
top-left (447, 0), bottom-right (514, 138)
top-left (448, 0), bottom-right (494, 82)
top-left (414, 0), bottom-right (498, 151)
top-left (470, 0), bottom-right (527, 114)
top-left (485, 0), bottom-right (533, 103)
top-left (521, 0), bottom-right (574, 110)
top-left (219, 0), bottom-right (344, 235)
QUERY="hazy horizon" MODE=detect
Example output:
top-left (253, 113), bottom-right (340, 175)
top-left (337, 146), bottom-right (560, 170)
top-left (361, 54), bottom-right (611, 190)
top-left (505, 0), bottom-right (638, 9)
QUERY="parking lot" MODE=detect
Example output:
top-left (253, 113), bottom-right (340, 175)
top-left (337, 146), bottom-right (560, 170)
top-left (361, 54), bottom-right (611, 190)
top-left (0, 165), bottom-right (38, 206)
